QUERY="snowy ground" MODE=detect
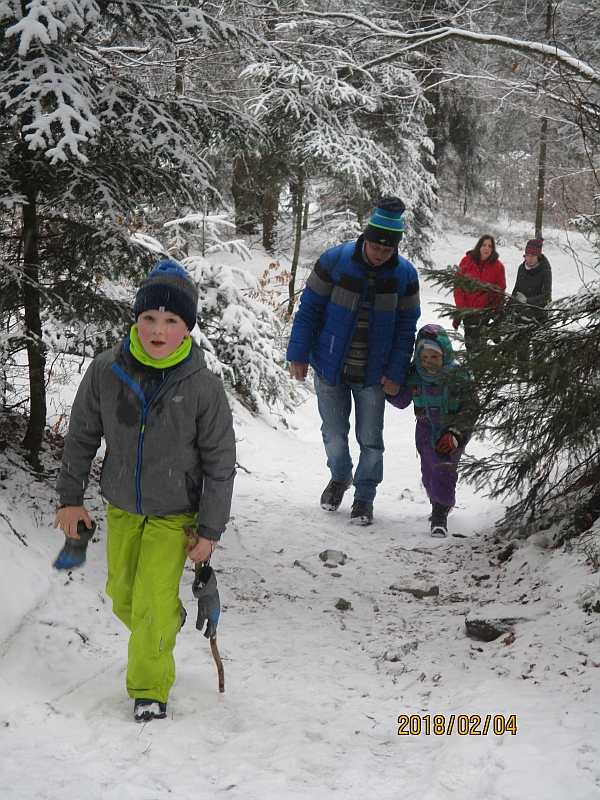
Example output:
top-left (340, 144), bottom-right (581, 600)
top-left (1, 223), bottom-right (599, 800)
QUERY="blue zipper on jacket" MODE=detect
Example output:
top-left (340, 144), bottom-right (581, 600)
top-left (110, 363), bottom-right (180, 514)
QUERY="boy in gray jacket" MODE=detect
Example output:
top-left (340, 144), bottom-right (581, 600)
top-left (54, 261), bottom-right (236, 721)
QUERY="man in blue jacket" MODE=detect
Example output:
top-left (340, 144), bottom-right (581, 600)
top-left (287, 197), bottom-right (420, 524)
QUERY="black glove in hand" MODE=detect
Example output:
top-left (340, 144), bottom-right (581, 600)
top-left (192, 564), bottom-right (221, 639)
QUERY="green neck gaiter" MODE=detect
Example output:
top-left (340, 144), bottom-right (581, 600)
top-left (129, 324), bottom-right (192, 369)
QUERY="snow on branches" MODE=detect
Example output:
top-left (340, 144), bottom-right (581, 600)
top-left (184, 256), bottom-right (298, 414)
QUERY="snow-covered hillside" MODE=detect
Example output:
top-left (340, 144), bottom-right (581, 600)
top-left (1, 226), bottom-right (599, 800)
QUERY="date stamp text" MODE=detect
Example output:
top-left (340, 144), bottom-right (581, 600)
top-left (398, 714), bottom-right (517, 736)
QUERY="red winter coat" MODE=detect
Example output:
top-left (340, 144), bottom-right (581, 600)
top-left (454, 252), bottom-right (506, 310)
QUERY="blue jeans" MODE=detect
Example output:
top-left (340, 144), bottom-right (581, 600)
top-left (314, 373), bottom-right (385, 503)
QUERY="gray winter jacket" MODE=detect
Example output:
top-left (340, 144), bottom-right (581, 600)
top-left (511, 255), bottom-right (552, 321)
top-left (56, 339), bottom-right (236, 540)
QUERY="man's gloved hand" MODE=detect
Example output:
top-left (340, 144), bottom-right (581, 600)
top-left (192, 564), bottom-right (220, 638)
top-left (452, 317), bottom-right (460, 330)
top-left (435, 427), bottom-right (464, 457)
top-left (514, 292), bottom-right (527, 304)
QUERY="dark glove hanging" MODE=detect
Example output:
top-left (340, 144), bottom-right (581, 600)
top-left (53, 519), bottom-right (96, 570)
top-left (192, 564), bottom-right (221, 639)
top-left (435, 427), bottom-right (465, 457)
top-left (452, 317), bottom-right (460, 330)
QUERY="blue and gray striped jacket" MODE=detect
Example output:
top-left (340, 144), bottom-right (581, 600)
top-left (286, 237), bottom-right (420, 387)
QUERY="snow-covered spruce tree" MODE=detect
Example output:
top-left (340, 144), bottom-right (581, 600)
top-left (0, 0), bottom-right (243, 467)
top-left (185, 255), bottom-right (298, 415)
top-left (132, 216), bottom-right (299, 415)
top-left (278, 2), bottom-right (600, 230)
top-left (424, 265), bottom-right (600, 541)
top-left (240, 49), bottom-right (436, 309)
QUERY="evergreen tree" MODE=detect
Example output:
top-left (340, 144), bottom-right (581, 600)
top-left (0, 0), bottom-right (242, 466)
top-left (424, 265), bottom-right (600, 540)
top-left (185, 255), bottom-right (298, 415)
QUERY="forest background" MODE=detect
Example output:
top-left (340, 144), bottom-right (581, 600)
top-left (1, 0), bottom-right (600, 544)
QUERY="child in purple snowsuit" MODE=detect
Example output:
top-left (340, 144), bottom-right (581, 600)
top-left (383, 324), bottom-right (474, 537)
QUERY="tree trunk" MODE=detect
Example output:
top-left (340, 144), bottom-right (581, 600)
top-left (302, 201), bottom-right (309, 231)
top-left (357, 195), bottom-right (364, 228)
top-left (288, 167), bottom-right (304, 317)
top-left (535, 1), bottom-right (553, 238)
top-left (175, 46), bottom-right (184, 95)
top-left (21, 188), bottom-right (46, 470)
top-left (232, 152), bottom-right (258, 234)
top-left (534, 116), bottom-right (548, 238)
top-left (261, 153), bottom-right (280, 254)
top-left (417, 0), bottom-right (447, 177)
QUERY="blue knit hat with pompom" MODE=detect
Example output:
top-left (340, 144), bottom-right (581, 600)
top-left (134, 260), bottom-right (198, 331)
top-left (363, 196), bottom-right (406, 247)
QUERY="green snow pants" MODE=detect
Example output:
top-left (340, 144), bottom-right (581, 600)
top-left (105, 505), bottom-right (197, 703)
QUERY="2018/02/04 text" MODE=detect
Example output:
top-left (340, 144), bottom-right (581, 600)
top-left (398, 715), bottom-right (517, 736)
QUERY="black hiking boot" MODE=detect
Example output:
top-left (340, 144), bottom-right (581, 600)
top-left (430, 503), bottom-right (451, 538)
top-left (320, 476), bottom-right (353, 511)
top-left (350, 499), bottom-right (374, 526)
top-left (134, 698), bottom-right (167, 722)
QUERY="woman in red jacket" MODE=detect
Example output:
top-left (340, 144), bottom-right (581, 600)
top-left (453, 234), bottom-right (506, 351)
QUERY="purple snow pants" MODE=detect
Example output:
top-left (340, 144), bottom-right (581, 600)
top-left (415, 418), bottom-right (463, 507)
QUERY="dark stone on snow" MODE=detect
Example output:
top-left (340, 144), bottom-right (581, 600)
top-left (465, 617), bottom-right (526, 642)
top-left (389, 585), bottom-right (439, 599)
top-left (471, 574), bottom-right (491, 582)
top-left (320, 550), bottom-right (347, 565)
top-left (335, 598), bottom-right (352, 611)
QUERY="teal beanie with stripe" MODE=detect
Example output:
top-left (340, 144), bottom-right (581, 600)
top-left (363, 196), bottom-right (405, 247)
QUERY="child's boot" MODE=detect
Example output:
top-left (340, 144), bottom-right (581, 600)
top-left (53, 520), bottom-right (96, 570)
top-left (430, 503), bottom-right (451, 538)
top-left (134, 699), bottom-right (167, 722)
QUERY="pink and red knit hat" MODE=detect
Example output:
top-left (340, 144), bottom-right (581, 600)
top-left (525, 238), bottom-right (543, 257)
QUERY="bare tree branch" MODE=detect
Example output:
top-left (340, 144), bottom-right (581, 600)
top-left (277, 10), bottom-right (600, 86)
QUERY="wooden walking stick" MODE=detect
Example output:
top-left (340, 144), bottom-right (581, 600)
top-left (184, 526), bottom-right (225, 693)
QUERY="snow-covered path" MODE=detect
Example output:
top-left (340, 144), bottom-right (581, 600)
top-left (2, 393), bottom-right (599, 799)
top-left (1, 228), bottom-right (599, 799)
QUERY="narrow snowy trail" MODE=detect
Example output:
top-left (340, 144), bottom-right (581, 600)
top-left (1, 394), bottom-right (599, 800)
top-left (1, 230), bottom-right (599, 798)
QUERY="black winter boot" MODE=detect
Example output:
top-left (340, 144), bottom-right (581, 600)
top-left (320, 476), bottom-right (353, 511)
top-left (350, 499), bottom-right (374, 525)
top-left (430, 503), bottom-right (451, 538)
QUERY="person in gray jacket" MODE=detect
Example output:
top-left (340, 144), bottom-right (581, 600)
top-left (54, 261), bottom-right (236, 722)
top-left (511, 238), bottom-right (552, 322)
